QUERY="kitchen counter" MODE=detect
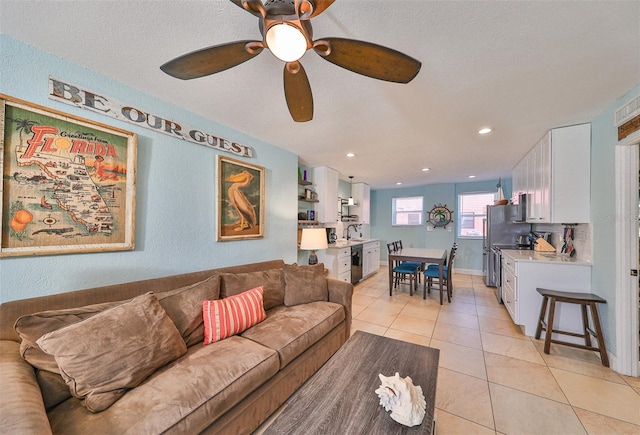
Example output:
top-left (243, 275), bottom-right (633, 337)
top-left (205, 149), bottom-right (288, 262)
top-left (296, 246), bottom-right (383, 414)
top-left (328, 239), bottom-right (378, 248)
top-left (501, 250), bottom-right (591, 266)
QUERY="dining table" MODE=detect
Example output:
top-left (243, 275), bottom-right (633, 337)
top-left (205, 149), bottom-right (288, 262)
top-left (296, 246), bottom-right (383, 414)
top-left (388, 248), bottom-right (448, 304)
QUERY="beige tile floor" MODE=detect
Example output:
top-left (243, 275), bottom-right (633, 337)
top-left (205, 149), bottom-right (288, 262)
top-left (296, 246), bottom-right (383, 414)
top-left (350, 267), bottom-right (640, 435)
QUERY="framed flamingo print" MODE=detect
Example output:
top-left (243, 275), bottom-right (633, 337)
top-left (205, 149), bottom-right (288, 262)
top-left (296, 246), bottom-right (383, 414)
top-left (216, 155), bottom-right (265, 241)
top-left (0, 94), bottom-right (137, 257)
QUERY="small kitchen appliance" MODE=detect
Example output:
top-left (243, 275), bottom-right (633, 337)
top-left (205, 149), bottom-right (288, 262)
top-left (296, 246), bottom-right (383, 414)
top-left (325, 228), bottom-right (337, 244)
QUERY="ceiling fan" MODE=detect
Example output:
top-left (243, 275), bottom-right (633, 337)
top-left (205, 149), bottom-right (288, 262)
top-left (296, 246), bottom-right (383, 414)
top-left (160, 0), bottom-right (421, 122)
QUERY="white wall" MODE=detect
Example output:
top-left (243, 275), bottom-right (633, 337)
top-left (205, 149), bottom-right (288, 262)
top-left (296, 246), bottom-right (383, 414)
top-left (0, 35), bottom-right (299, 303)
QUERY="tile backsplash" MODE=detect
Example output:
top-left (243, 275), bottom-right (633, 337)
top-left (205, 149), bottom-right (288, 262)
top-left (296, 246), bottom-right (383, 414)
top-left (534, 223), bottom-right (592, 263)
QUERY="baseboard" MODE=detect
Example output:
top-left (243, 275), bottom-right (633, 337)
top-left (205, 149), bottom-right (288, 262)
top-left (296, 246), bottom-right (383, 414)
top-left (452, 268), bottom-right (483, 276)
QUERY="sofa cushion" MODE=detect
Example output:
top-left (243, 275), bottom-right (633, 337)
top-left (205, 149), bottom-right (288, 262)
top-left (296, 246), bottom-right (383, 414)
top-left (156, 273), bottom-right (220, 346)
top-left (219, 268), bottom-right (284, 310)
top-left (36, 368), bottom-right (72, 410)
top-left (46, 336), bottom-right (280, 435)
top-left (241, 301), bottom-right (345, 368)
top-left (283, 263), bottom-right (328, 306)
top-left (203, 287), bottom-right (266, 344)
top-left (36, 293), bottom-right (187, 412)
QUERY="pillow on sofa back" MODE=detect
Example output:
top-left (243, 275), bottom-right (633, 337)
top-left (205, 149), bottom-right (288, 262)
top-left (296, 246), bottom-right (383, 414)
top-left (283, 263), bottom-right (328, 306)
top-left (36, 293), bottom-right (187, 413)
top-left (220, 268), bottom-right (284, 311)
top-left (156, 273), bottom-right (220, 346)
top-left (14, 273), bottom-right (220, 373)
top-left (15, 300), bottom-right (123, 373)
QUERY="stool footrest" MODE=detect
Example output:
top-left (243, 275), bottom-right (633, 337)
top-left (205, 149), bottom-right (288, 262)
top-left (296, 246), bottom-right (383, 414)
top-left (549, 339), bottom-right (601, 353)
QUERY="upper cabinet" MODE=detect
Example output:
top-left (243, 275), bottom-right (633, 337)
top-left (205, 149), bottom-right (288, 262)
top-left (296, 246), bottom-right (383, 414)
top-left (513, 123), bottom-right (591, 223)
top-left (351, 182), bottom-right (371, 224)
top-left (312, 166), bottom-right (339, 223)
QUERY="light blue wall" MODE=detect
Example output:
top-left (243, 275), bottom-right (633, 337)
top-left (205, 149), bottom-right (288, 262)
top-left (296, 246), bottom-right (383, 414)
top-left (590, 83), bottom-right (640, 354)
top-left (371, 178), bottom-right (512, 272)
top-left (0, 35), bottom-right (298, 303)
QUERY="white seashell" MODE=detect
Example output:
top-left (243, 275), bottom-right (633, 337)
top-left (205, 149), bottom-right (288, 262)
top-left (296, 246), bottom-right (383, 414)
top-left (375, 372), bottom-right (426, 427)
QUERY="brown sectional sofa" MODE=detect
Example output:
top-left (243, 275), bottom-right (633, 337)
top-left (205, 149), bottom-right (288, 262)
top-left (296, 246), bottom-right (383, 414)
top-left (0, 259), bottom-right (353, 434)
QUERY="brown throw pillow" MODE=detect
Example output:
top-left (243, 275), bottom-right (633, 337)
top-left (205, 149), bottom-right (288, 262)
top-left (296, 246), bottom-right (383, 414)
top-left (220, 268), bottom-right (284, 311)
top-left (156, 273), bottom-right (220, 346)
top-left (36, 293), bottom-right (187, 412)
top-left (15, 300), bottom-right (123, 374)
top-left (283, 263), bottom-right (328, 306)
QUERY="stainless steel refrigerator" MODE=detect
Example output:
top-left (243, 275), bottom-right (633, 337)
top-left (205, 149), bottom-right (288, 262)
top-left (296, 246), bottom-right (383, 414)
top-left (482, 205), bottom-right (530, 287)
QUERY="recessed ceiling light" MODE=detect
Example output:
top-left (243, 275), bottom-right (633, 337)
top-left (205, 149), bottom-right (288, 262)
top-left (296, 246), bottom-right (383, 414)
top-left (478, 128), bottom-right (492, 135)
top-left (346, 152), bottom-right (355, 158)
top-left (468, 175), bottom-right (476, 179)
top-left (422, 168), bottom-right (430, 172)
top-left (396, 182), bottom-right (402, 185)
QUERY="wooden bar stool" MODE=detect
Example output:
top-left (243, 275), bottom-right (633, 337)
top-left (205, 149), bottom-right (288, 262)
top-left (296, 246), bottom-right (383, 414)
top-left (535, 288), bottom-right (609, 367)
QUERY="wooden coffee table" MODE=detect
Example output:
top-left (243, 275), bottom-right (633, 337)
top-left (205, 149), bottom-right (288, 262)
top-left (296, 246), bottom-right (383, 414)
top-left (263, 331), bottom-right (439, 434)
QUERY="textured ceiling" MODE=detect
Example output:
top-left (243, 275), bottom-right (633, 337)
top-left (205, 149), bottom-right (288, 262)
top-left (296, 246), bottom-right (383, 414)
top-left (1, 0), bottom-right (639, 189)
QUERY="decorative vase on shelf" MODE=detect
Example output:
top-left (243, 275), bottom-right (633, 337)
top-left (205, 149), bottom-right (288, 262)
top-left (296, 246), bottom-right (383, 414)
top-left (495, 177), bottom-right (508, 205)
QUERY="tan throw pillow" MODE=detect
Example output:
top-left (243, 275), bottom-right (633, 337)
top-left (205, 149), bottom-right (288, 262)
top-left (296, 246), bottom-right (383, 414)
top-left (36, 293), bottom-right (187, 413)
top-left (15, 300), bottom-right (123, 374)
top-left (283, 263), bottom-right (328, 306)
top-left (220, 268), bottom-right (284, 311)
top-left (156, 273), bottom-right (220, 346)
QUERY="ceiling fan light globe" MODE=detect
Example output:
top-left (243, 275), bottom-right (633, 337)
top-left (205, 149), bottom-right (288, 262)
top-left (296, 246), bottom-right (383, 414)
top-left (266, 23), bottom-right (307, 62)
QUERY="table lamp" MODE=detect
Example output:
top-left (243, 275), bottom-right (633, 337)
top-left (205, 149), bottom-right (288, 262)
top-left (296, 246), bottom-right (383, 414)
top-left (300, 228), bottom-right (328, 265)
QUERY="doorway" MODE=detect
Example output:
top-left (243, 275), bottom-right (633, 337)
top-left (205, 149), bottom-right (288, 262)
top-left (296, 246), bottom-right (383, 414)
top-left (615, 135), bottom-right (639, 376)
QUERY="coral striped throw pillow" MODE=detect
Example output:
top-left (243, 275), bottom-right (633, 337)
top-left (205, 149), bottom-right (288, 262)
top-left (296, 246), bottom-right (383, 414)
top-left (203, 286), bottom-right (266, 344)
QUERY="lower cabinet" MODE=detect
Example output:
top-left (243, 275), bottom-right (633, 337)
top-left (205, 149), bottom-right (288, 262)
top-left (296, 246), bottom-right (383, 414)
top-left (363, 241), bottom-right (380, 278)
top-left (317, 246), bottom-right (351, 283)
top-left (501, 252), bottom-right (592, 340)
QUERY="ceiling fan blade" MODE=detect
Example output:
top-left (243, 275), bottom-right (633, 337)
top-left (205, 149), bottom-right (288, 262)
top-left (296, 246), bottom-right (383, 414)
top-left (160, 41), bottom-right (263, 80)
top-left (284, 62), bottom-right (313, 122)
top-left (313, 38), bottom-right (421, 83)
top-left (295, 0), bottom-right (335, 19)
top-left (229, 0), bottom-right (266, 18)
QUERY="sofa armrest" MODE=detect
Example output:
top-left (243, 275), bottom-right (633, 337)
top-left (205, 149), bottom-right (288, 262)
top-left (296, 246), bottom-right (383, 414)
top-left (326, 279), bottom-right (353, 341)
top-left (0, 341), bottom-right (52, 435)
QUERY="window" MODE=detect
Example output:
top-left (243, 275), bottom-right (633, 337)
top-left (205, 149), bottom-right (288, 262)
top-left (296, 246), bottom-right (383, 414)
top-left (392, 196), bottom-right (423, 226)
top-left (458, 192), bottom-right (495, 237)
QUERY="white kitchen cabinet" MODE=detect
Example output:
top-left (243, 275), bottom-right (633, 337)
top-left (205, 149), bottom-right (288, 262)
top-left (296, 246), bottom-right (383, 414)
top-left (512, 123), bottom-right (590, 223)
top-left (317, 246), bottom-right (351, 282)
top-left (312, 166), bottom-right (339, 224)
top-left (362, 241), bottom-right (380, 278)
top-left (501, 251), bottom-right (592, 341)
top-left (351, 182), bottom-right (370, 224)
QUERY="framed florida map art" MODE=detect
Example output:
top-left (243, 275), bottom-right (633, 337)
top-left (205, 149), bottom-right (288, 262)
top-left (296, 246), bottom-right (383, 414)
top-left (217, 155), bottom-right (265, 241)
top-left (0, 94), bottom-right (137, 257)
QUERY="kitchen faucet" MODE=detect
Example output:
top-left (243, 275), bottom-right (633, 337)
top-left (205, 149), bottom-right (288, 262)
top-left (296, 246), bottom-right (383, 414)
top-left (345, 224), bottom-right (361, 240)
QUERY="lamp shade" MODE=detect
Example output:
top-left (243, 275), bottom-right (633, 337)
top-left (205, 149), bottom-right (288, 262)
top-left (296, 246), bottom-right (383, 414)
top-left (300, 228), bottom-right (328, 250)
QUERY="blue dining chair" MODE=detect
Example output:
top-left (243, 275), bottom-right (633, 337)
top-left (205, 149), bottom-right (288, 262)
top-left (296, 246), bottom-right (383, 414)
top-left (395, 240), bottom-right (423, 283)
top-left (423, 244), bottom-right (457, 303)
top-left (388, 242), bottom-right (420, 295)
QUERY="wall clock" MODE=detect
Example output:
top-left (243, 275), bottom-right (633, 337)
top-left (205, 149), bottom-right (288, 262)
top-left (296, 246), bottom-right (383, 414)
top-left (428, 204), bottom-right (453, 229)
